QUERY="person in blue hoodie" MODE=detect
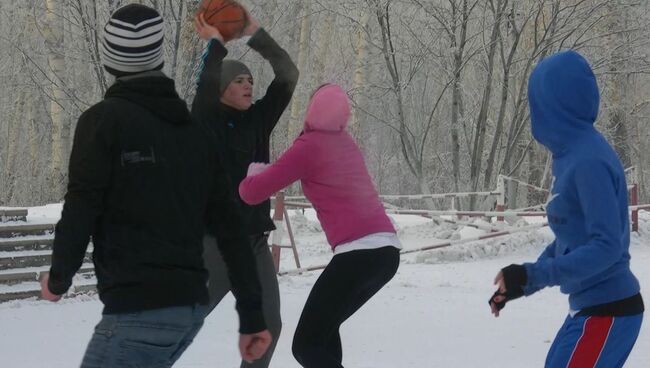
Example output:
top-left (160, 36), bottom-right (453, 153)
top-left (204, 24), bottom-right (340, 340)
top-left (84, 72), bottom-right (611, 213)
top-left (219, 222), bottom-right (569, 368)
top-left (488, 50), bottom-right (644, 367)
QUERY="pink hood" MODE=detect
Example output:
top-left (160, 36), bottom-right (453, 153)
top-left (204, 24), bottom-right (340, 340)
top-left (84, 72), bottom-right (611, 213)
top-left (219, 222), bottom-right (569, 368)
top-left (304, 84), bottom-right (350, 132)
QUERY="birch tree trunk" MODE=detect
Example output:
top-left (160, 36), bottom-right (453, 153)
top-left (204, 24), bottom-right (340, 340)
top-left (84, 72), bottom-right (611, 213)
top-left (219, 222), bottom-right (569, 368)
top-left (349, 12), bottom-right (369, 137)
top-left (44, 0), bottom-right (67, 199)
top-left (73, 0), bottom-right (108, 95)
top-left (1, 90), bottom-right (27, 204)
top-left (469, 0), bottom-right (507, 209)
top-left (286, 0), bottom-right (312, 143)
top-left (605, 0), bottom-right (632, 167)
top-left (450, 0), bottom-right (473, 196)
top-left (483, 1), bottom-right (523, 191)
top-left (177, 0), bottom-right (203, 101)
top-left (313, 12), bottom-right (335, 84)
top-left (168, 0), bottom-right (185, 80)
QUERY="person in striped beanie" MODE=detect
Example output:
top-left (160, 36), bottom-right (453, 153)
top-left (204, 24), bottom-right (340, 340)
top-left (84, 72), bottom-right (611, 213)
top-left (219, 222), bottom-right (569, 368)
top-left (41, 3), bottom-right (272, 367)
top-left (101, 4), bottom-right (165, 77)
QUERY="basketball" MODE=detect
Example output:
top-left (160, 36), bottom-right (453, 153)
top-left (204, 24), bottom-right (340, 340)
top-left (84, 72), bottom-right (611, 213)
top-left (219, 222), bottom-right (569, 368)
top-left (198, 0), bottom-right (248, 42)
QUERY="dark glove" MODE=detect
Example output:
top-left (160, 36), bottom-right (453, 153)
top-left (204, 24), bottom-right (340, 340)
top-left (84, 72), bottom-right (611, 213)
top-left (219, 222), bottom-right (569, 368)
top-left (502, 264), bottom-right (527, 296)
top-left (488, 264), bottom-right (527, 312)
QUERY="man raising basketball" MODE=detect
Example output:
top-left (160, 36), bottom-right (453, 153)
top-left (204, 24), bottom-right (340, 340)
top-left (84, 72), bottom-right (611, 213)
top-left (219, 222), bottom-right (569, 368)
top-left (192, 4), bottom-right (299, 368)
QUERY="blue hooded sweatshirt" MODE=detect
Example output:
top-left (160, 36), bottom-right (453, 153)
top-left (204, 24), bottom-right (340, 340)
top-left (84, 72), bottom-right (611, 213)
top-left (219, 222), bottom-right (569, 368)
top-left (524, 50), bottom-right (640, 311)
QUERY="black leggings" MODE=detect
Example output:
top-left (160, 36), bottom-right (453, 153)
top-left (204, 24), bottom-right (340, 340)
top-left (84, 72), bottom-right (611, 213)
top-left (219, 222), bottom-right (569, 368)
top-left (292, 246), bottom-right (400, 368)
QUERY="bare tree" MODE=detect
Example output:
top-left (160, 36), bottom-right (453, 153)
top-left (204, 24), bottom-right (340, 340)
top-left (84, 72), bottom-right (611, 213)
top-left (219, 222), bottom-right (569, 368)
top-left (468, 0), bottom-right (507, 208)
top-left (44, 0), bottom-right (67, 198)
top-left (287, 0), bottom-right (313, 142)
top-left (2, 0), bottom-right (650, 207)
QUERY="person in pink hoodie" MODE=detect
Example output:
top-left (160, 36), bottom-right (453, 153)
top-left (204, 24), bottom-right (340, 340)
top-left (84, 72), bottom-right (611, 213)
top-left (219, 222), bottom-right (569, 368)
top-left (239, 84), bottom-right (401, 368)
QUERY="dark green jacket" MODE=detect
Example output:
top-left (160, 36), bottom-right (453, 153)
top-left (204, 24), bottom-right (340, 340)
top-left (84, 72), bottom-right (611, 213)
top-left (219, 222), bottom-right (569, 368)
top-left (192, 28), bottom-right (299, 235)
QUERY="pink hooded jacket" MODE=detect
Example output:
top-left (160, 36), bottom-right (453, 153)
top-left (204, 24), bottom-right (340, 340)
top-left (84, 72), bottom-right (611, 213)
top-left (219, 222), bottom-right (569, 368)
top-left (238, 84), bottom-right (395, 249)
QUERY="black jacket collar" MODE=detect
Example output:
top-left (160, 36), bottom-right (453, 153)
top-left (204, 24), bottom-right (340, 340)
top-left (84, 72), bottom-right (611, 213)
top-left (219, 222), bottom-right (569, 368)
top-left (105, 72), bottom-right (191, 125)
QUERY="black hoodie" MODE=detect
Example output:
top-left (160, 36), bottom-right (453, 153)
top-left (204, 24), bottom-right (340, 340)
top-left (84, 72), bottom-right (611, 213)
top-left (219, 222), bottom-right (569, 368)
top-left (192, 29), bottom-right (299, 236)
top-left (49, 73), bottom-right (265, 333)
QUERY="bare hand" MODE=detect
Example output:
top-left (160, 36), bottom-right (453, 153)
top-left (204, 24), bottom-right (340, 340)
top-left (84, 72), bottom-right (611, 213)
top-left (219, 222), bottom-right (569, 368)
top-left (40, 273), bottom-right (62, 302)
top-left (494, 271), bottom-right (506, 293)
top-left (490, 271), bottom-right (506, 317)
top-left (239, 330), bottom-right (272, 363)
top-left (194, 12), bottom-right (224, 43)
top-left (241, 6), bottom-right (260, 36)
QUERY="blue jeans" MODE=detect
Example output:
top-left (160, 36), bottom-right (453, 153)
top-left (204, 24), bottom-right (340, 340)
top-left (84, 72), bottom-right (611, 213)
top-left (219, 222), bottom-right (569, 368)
top-left (80, 304), bottom-right (208, 368)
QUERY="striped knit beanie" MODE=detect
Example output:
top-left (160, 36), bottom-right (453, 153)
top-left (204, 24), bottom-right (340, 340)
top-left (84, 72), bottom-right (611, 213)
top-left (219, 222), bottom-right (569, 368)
top-left (102, 4), bottom-right (164, 77)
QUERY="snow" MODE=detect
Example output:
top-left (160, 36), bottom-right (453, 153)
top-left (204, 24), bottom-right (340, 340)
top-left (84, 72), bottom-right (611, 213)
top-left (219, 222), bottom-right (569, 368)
top-left (0, 206), bottom-right (648, 367)
top-left (0, 281), bottom-right (41, 293)
top-left (0, 250), bottom-right (53, 258)
top-left (0, 263), bottom-right (94, 276)
top-left (25, 203), bottom-right (63, 223)
top-left (0, 203), bottom-right (62, 226)
top-left (0, 272), bottom-right (96, 294)
top-left (0, 234), bottom-right (54, 244)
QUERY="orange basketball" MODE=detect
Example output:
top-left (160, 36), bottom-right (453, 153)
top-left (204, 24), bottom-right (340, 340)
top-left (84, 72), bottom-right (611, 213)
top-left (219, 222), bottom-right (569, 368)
top-left (199, 0), bottom-right (248, 42)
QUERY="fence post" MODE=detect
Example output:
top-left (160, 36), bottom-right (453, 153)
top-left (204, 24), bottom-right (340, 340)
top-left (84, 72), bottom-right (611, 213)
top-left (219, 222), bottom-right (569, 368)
top-left (270, 192), bottom-right (285, 272)
top-left (496, 175), bottom-right (506, 223)
top-left (283, 207), bottom-right (302, 269)
top-left (631, 184), bottom-right (639, 232)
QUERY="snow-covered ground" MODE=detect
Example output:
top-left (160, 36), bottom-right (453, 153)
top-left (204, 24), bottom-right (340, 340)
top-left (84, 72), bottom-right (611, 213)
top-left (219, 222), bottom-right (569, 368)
top-left (1, 205), bottom-right (648, 367)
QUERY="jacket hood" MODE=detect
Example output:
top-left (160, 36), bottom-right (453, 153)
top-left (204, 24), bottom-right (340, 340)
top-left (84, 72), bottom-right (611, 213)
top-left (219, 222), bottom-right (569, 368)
top-left (528, 50), bottom-right (600, 154)
top-left (105, 73), bottom-right (191, 125)
top-left (304, 84), bottom-right (350, 132)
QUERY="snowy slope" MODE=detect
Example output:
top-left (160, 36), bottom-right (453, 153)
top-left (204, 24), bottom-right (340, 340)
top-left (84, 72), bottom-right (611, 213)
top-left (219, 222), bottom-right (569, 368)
top-left (0, 206), bottom-right (648, 367)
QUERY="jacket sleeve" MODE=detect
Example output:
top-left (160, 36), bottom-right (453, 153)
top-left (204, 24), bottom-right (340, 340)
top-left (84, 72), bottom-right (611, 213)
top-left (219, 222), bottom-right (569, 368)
top-left (206, 157), bottom-right (266, 334)
top-left (524, 161), bottom-right (624, 290)
top-left (248, 28), bottom-right (299, 137)
top-left (49, 107), bottom-right (112, 295)
top-left (191, 39), bottom-right (228, 123)
top-left (523, 240), bottom-right (556, 296)
top-left (239, 136), bottom-right (312, 205)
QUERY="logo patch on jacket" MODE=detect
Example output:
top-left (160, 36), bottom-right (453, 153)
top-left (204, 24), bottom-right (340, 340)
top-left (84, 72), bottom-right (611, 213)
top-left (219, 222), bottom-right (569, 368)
top-left (121, 147), bottom-right (156, 166)
top-left (545, 176), bottom-right (559, 206)
top-left (545, 176), bottom-right (567, 225)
